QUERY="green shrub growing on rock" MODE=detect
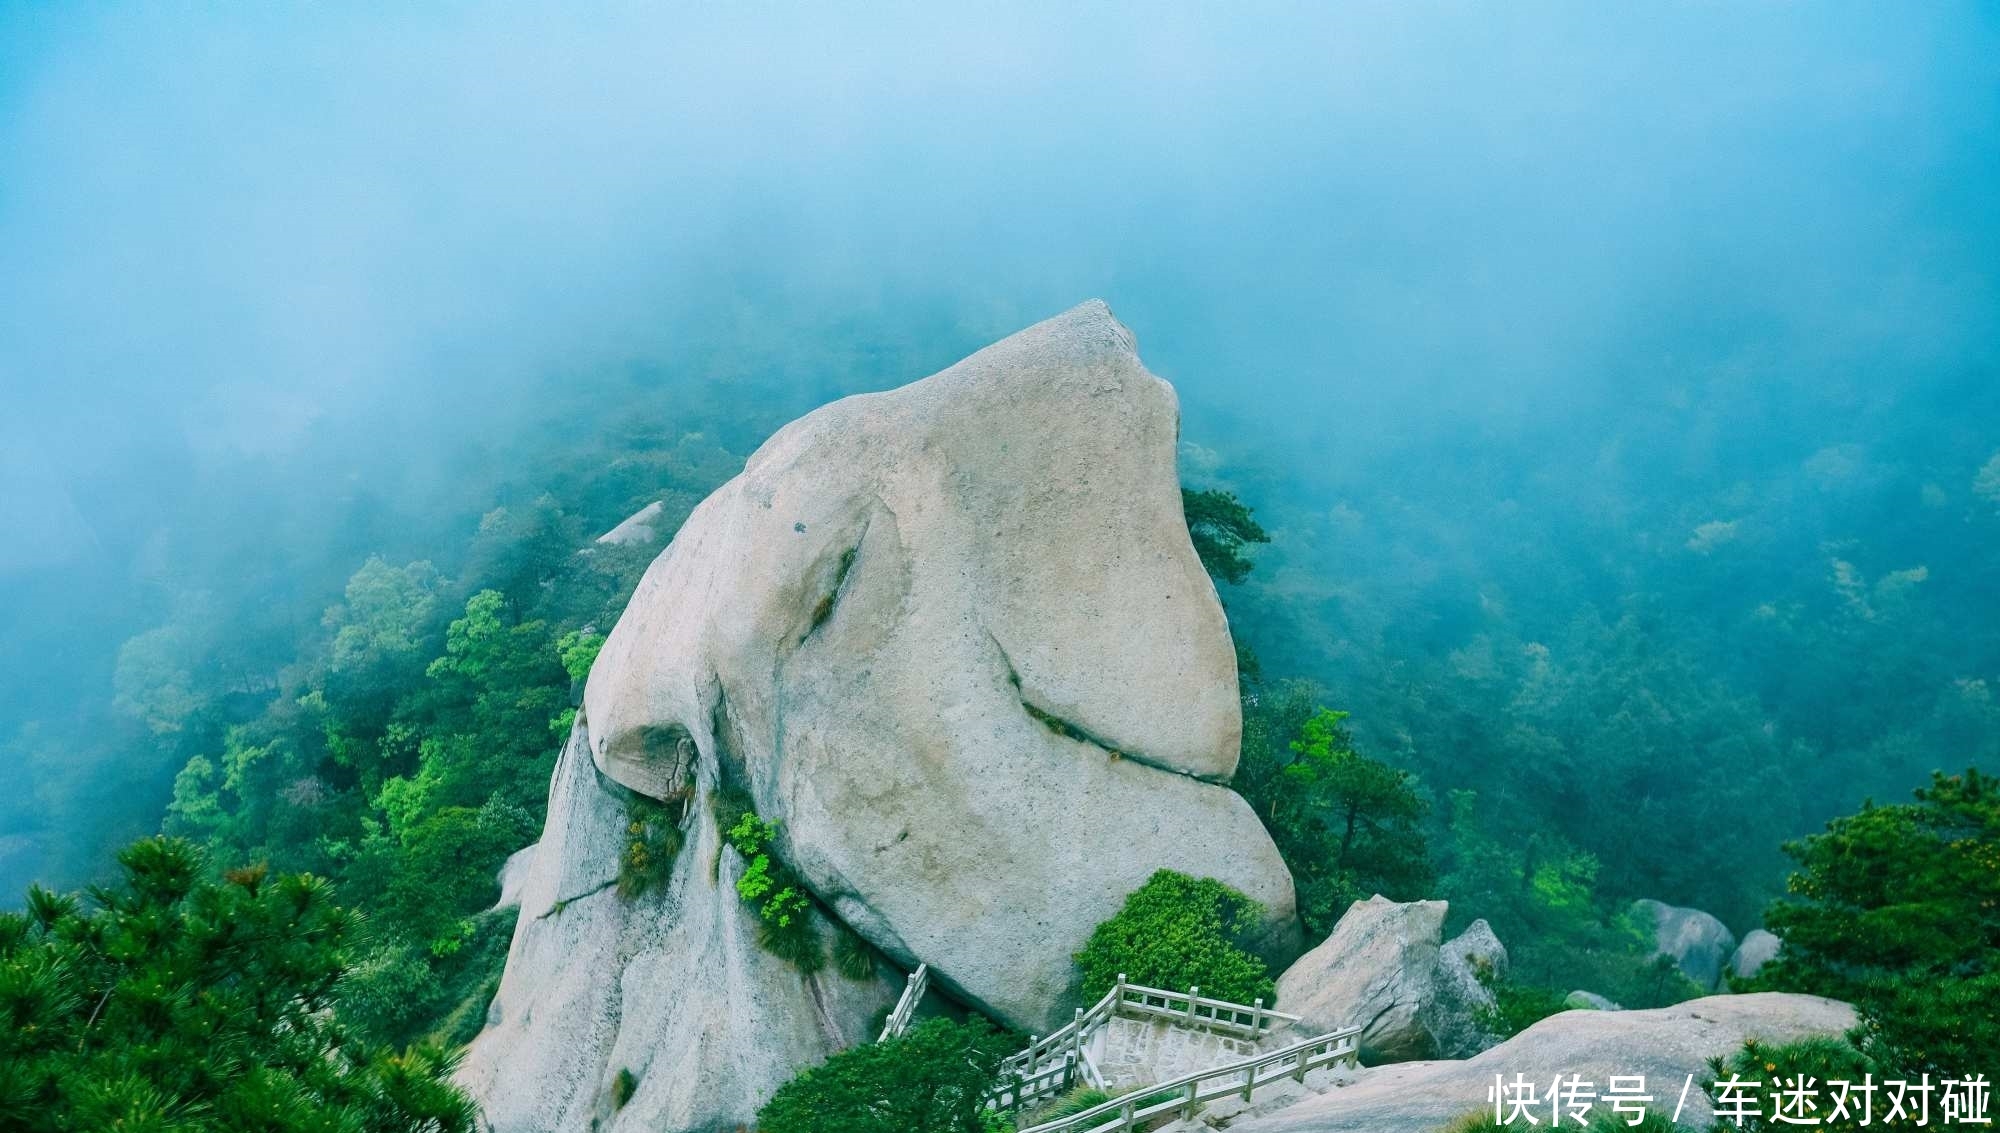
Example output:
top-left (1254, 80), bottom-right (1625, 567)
top-left (1074, 869), bottom-right (1276, 1006)
top-left (725, 810), bottom-right (822, 971)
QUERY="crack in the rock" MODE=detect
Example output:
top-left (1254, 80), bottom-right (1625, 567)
top-left (537, 877), bottom-right (617, 919)
top-left (990, 632), bottom-right (1229, 786)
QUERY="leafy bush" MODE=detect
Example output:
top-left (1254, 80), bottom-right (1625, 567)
top-left (617, 795), bottom-right (684, 900)
top-left (1474, 974), bottom-right (1570, 1039)
top-left (757, 1017), bottom-right (1010, 1133)
top-left (610, 1066), bottom-right (638, 1110)
top-left (1074, 870), bottom-right (1276, 1006)
top-left (833, 923), bottom-right (877, 981)
top-left (0, 836), bottom-right (476, 1133)
top-left (1757, 768), bottom-right (2000, 1073)
top-left (725, 810), bottom-right (822, 971)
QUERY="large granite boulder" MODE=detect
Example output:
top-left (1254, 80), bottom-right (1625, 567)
top-left (462, 301), bottom-right (1298, 1132)
top-left (1633, 898), bottom-right (1737, 991)
top-left (1229, 993), bottom-right (1857, 1132)
top-left (1729, 928), bottom-right (1782, 982)
top-left (1276, 897), bottom-right (1448, 1063)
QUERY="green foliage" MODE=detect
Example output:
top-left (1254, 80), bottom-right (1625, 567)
top-left (1437, 788), bottom-right (1703, 1010)
top-left (1237, 686), bottom-right (1431, 934)
top-left (617, 795), bottom-right (684, 900)
top-left (1473, 975), bottom-right (1569, 1039)
top-left (833, 923), bottom-right (877, 981)
top-left (757, 1017), bottom-right (1010, 1133)
top-left (1757, 768), bottom-right (2000, 1073)
top-left (554, 629), bottom-right (604, 685)
top-left (0, 835), bottom-right (476, 1133)
top-left (725, 811), bottom-right (823, 972)
top-left (1437, 1105), bottom-right (1690, 1132)
top-left (610, 1067), bottom-right (638, 1111)
top-left (1704, 1036), bottom-right (1880, 1132)
top-left (1182, 487), bottom-right (1269, 587)
top-left (1025, 1086), bottom-right (1118, 1123)
top-left (1075, 870), bottom-right (1276, 1006)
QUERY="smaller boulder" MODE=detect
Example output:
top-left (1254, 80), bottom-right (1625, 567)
top-left (1632, 898), bottom-right (1736, 991)
top-left (1275, 896), bottom-right (1447, 1063)
top-left (1564, 990), bottom-right (1623, 1011)
top-left (1428, 920), bottom-right (1509, 1057)
top-left (1729, 929), bottom-right (1782, 982)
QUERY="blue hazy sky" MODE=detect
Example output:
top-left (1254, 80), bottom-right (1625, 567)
top-left (4, 4), bottom-right (1994, 503)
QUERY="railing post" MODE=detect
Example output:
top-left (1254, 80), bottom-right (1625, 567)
top-left (1070, 1007), bottom-right (1084, 1072)
top-left (1115, 972), bottom-right (1127, 1015)
top-left (1119, 1097), bottom-right (1135, 1131)
top-left (1294, 1042), bottom-right (1314, 1083)
top-left (1186, 986), bottom-right (1199, 1026)
top-left (1251, 996), bottom-right (1264, 1037)
top-left (1181, 1079), bottom-right (1199, 1120)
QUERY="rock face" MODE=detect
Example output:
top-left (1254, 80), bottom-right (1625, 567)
top-left (1429, 919), bottom-right (1507, 1058)
top-left (595, 500), bottom-right (666, 545)
top-left (462, 301), bottom-right (1299, 1132)
top-left (461, 720), bottom-right (898, 1133)
top-left (1275, 901), bottom-right (1507, 1063)
top-left (1633, 899), bottom-right (1737, 991)
top-left (1730, 929), bottom-right (1782, 982)
top-left (1229, 994), bottom-right (1857, 1133)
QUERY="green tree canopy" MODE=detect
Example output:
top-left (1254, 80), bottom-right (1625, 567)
top-left (1237, 689), bottom-right (1431, 934)
top-left (0, 835), bottom-right (475, 1133)
top-left (756, 1017), bottom-right (1009, 1133)
top-left (1182, 488), bottom-right (1269, 587)
top-left (1758, 767), bottom-right (2000, 1073)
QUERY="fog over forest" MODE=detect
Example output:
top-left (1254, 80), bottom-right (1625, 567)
top-left (2, 0), bottom-right (1996, 965)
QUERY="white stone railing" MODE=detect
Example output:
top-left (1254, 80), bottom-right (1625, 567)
top-left (992, 974), bottom-right (1303, 1112)
top-left (1011, 1024), bottom-right (1362, 1133)
top-left (878, 962), bottom-right (930, 1042)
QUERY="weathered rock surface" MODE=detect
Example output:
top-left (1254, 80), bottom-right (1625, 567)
top-left (1276, 897), bottom-right (1448, 1063)
top-left (1633, 898), bottom-right (1737, 991)
top-left (1730, 928), bottom-right (1782, 982)
top-left (463, 301), bottom-right (1298, 1131)
top-left (1228, 994), bottom-right (1857, 1132)
top-left (461, 720), bottom-right (898, 1133)
top-left (491, 843), bottom-right (537, 911)
top-left (1429, 919), bottom-right (1507, 1057)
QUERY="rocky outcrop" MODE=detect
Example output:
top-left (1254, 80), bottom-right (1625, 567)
top-left (595, 500), bottom-right (666, 545)
top-left (1429, 919), bottom-right (1506, 1057)
top-left (1633, 898), bottom-right (1737, 991)
top-left (491, 843), bottom-right (537, 911)
top-left (461, 719), bottom-right (897, 1133)
top-left (1227, 994), bottom-right (1857, 1132)
top-left (1565, 990), bottom-right (1623, 1011)
top-left (1729, 929), bottom-right (1782, 982)
top-left (1276, 897), bottom-right (1503, 1063)
top-left (462, 301), bottom-right (1299, 1132)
